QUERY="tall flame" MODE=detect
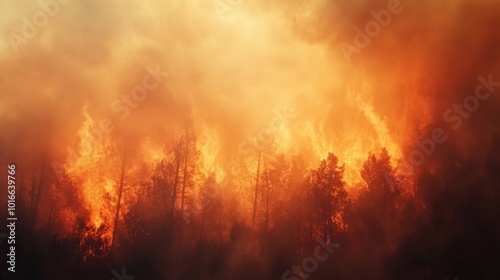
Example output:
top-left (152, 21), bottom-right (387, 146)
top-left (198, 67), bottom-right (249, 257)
top-left (65, 106), bottom-right (115, 237)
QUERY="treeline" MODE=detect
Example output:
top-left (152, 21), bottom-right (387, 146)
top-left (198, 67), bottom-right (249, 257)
top-left (3, 129), bottom-right (500, 280)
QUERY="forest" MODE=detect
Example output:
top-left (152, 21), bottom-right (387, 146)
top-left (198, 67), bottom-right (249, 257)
top-left (2, 116), bottom-right (500, 280)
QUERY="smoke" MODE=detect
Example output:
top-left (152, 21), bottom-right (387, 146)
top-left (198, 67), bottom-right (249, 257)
top-left (0, 1), bottom-right (334, 168)
top-left (1, 0), bottom-right (499, 204)
top-left (1, 0), bottom-right (500, 279)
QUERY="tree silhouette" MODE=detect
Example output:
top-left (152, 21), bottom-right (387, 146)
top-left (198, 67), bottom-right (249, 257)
top-left (260, 153), bottom-right (288, 234)
top-left (360, 148), bottom-right (398, 204)
top-left (308, 152), bottom-right (349, 240)
top-left (179, 127), bottom-right (201, 231)
top-left (110, 150), bottom-right (128, 250)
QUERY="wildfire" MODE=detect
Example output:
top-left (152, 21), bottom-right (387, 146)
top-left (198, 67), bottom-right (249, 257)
top-left (197, 124), bottom-right (224, 178)
top-left (64, 106), bottom-right (115, 240)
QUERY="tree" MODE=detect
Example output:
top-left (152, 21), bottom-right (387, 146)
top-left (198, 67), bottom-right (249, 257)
top-left (285, 155), bottom-right (309, 254)
top-left (150, 158), bottom-right (175, 228)
top-left (110, 150), bottom-right (127, 250)
top-left (198, 172), bottom-right (219, 241)
top-left (246, 135), bottom-right (276, 227)
top-left (168, 136), bottom-right (183, 241)
top-left (353, 148), bottom-right (402, 249)
top-left (308, 152), bottom-right (349, 240)
top-left (360, 148), bottom-right (399, 210)
top-left (260, 153), bottom-right (288, 234)
top-left (252, 151), bottom-right (262, 226)
top-left (179, 127), bottom-right (200, 228)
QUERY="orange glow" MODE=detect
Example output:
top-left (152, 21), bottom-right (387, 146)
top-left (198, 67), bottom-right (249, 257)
top-left (2, 0), bottom-right (499, 278)
top-left (64, 106), bottom-right (115, 241)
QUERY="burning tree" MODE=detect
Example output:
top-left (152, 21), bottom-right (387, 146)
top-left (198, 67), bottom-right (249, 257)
top-left (308, 152), bottom-right (349, 240)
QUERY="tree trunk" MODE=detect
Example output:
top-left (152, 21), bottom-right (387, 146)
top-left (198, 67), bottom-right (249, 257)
top-left (252, 152), bottom-right (262, 226)
top-left (265, 173), bottom-right (270, 234)
top-left (199, 206), bottom-right (207, 242)
top-left (217, 199), bottom-right (222, 243)
top-left (297, 193), bottom-right (302, 254)
top-left (168, 153), bottom-right (181, 240)
top-left (111, 151), bottom-right (127, 250)
top-left (30, 163), bottom-right (36, 220)
top-left (46, 202), bottom-right (53, 237)
top-left (180, 142), bottom-right (189, 224)
top-left (32, 159), bottom-right (46, 230)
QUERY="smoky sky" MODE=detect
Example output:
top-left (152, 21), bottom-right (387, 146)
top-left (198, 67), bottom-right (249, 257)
top-left (1, 0), bottom-right (499, 183)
